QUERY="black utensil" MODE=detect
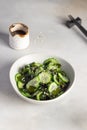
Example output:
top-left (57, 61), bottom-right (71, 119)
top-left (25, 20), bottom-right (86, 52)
top-left (66, 15), bottom-right (87, 37)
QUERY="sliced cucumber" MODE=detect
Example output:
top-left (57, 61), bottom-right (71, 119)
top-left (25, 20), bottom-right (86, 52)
top-left (30, 62), bottom-right (42, 67)
top-left (58, 73), bottom-right (69, 83)
top-left (47, 64), bottom-right (58, 71)
top-left (43, 58), bottom-right (58, 65)
top-left (17, 81), bottom-right (24, 89)
top-left (26, 77), bottom-right (40, 88)
top-left (15, 73), bottom-right (26, 83)
top-left (32, 90), bottom-right (39, 97)
top-left (48, 82), bottom-right (61, 96)
top-left (35, 66), bottom-right (44, 76)
top-left (36, 91), bottom-right (47, 100)
top-left (20, 90), bottom-right (31, 98)
top-left (15, 73), bottom-right (22, 82)
top-left (53, 75), bottom-right (60, 85)
top-left (26, 77), bottom-right (40, 93)
top-left (36, 91), bottom-right (43, 100)
top-left (39, 71), bottom-right (51, 84)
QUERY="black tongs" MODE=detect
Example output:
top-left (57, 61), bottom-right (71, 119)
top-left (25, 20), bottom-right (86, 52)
top-left (66, 15), bottom-right (87, 37)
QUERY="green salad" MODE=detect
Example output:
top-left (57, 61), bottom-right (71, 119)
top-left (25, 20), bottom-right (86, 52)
top-left (15, 58), bottom-right (70, 101)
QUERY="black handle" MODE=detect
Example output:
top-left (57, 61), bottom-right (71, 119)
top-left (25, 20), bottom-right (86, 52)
top-left (66, 15), bottom-right (87, 37)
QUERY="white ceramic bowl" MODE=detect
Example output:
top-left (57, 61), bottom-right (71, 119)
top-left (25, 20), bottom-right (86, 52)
top-left (9, 53), bottom-right (75, 104)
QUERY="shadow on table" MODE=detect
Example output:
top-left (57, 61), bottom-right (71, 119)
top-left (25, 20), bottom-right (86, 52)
top-left (0, 63), bottom-right (25, 103)
top-left (71, 27), bottom-right (87, 43)
top-left (0, 32), bottom-right (9, 48)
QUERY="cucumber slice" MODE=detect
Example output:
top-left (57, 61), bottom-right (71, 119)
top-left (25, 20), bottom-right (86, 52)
top-left (15, 73), bottom-right (22, 82)
top-left (30, 62), bottom-right (42, 67)
top-left (43, 58), bottom-right (58, 65)
top-left (53, 75), bottom-right (60, 85)
top-left (15, 73), bottom-right (25, 83)
top-left (39, 71), bottom-right (51, 84)
top-left (35, 66), bottom-right (44, 76)
top-left (20, 90), bottom-right (31, 98)
top-left (44, 58), bottom-right (61, 71)
top-left (58, 73), bottom-right (69, 83)
top-left (26, 77), bottom-right (40, 87)
top-left (48, 82), bottom-right (61, 96)
top-left (36, 91), bottom-right (43, 100)
top-left (17, 81), bottom-right (24, 89)
top-left (26, 77), bottom-right (40, 93)
top-left (47, 64), bottom-right (58, 71)
top-left (36, 91), bottom-right (47, 100)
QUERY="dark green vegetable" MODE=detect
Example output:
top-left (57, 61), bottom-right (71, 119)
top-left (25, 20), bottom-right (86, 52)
top-left (15, 58), bottom-right (70, 100)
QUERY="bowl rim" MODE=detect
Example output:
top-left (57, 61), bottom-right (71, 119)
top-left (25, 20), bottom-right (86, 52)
top-left (9, 53), bottom-right (75, 104)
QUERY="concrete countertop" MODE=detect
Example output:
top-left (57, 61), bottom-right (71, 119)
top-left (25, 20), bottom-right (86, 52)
top-left (0, 0), bottom-right (87, 130)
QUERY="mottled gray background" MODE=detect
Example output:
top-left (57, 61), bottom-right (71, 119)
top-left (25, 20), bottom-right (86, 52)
top-left (0, 0), bottom-right (87, 130)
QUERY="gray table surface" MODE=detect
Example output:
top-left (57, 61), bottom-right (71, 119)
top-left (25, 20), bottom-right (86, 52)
top-left (0, 0), bottom-right (87, 130)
